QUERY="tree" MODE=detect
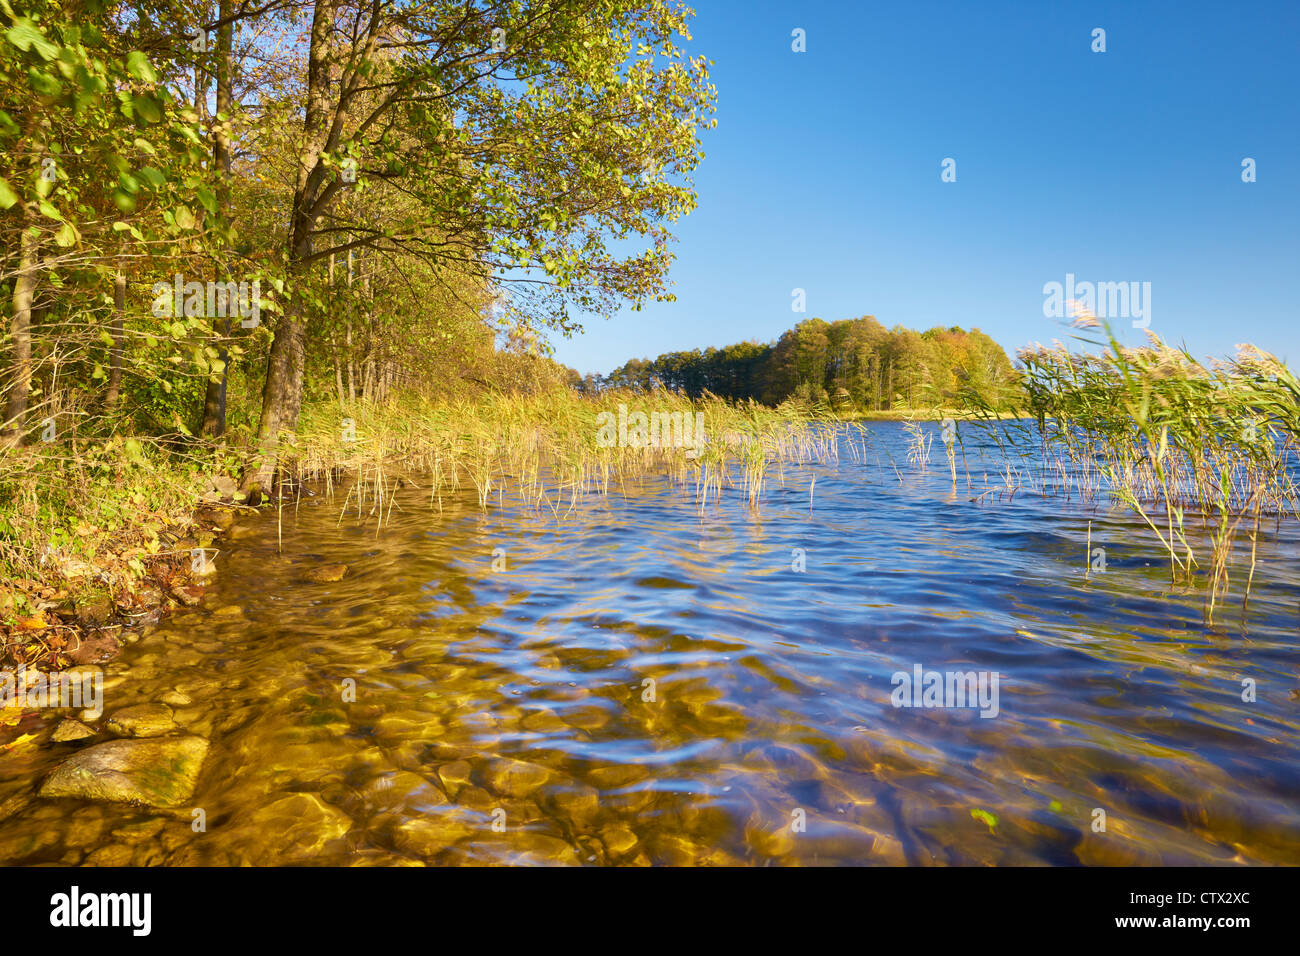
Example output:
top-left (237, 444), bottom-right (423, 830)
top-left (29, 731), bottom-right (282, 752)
top-left (241, 0), bottom-right (717, 488)
top-left (598, 314), bottom-right (1015, 413)
top-left (1, 1), bottom-right (210, 445)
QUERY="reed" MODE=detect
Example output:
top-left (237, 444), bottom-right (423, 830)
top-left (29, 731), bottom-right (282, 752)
top-left (958, 315), bottom-right (1300, 621)
top-left (279, 387), bottom-right (837, 526)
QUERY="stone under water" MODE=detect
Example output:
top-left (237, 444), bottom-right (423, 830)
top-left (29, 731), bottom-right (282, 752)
top-left (38, 736), bottom-right (210, 807)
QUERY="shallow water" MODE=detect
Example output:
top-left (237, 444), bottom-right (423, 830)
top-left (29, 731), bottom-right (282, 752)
top-left (2, 422), bottom-right (1299, 865)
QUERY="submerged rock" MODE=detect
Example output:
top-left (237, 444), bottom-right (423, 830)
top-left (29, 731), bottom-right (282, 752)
top-left (304, 563), bottom-right (349, 583)
top-left (601, 825), bottom-right (640, 856)
top-left (75, 592), bottom-right (115, 625)
top-left (38, 735), bottom-right (209, 807)
top-left (169, 584), bottom-right (204, 607)
top-left (63, 807), bottom-right (105, 848)
top-left (519, 709), bottom-right (567, 734)
top-left (393, 813), bottom-right (478, 858)
top-left (0, 825), bottom-right (61, 862)
top-left (229, 793), bottom-right (353, 862)
top-left (506, 831), bottom-right (580, 866)
top-left (204, 506), bottom-right (236, 529)
top-left (542, 782), bottom-right (601, 824)
top-left (51, 718), bottom-right (96, 742)
top-left (587, 764), bottom-right (649, 790)
top-left (83, 844), bottom-right (134, 866)
top-left (436, 760), bottom-right (473, 798)
top-left (67, 632), bottom-right (120, 665)
top-left (105, 703), bottom-right (179, 738)
top-left (0, 789), bottom-right (34, 825)
top-left (475, 757), bottom-right (552, 798)
top-left (111, 817), bottom-right (167, 845)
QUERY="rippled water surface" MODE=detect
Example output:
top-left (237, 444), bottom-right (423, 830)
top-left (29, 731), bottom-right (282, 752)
top-left (3, 422), bottom-right (1299, 865)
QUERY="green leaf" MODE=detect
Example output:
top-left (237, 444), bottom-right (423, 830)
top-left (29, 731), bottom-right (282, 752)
top-left (111, 188), bottom-right (136, 213)
top-left (0, 177), bottom-right (17, 210)
top-left (53, 222), bottom-right (77, 247)
top-left (28, 66), bottom-right (62, 98)
top-left (7, 21), bottom-right (59, 61)
top-left (132, 94), bottom-right (161, 124)
top-left (971, 808), bottom-right (998, 832)
top-left (125, 51), bottom-right (157, 83)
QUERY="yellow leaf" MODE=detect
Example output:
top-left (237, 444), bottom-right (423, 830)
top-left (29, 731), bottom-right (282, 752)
top-left (1, 732), bottom-right (40, 753)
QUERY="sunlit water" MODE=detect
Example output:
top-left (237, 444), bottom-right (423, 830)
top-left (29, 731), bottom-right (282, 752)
top-left (2, 422), bottom-right (1299, 865)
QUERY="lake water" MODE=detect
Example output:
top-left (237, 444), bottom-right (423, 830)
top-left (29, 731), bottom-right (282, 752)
top-left (2, 421), bottom-right (1298, 865)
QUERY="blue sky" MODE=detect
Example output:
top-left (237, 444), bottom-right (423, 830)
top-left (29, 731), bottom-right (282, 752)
top-left (550, 0), bottom-right (1300, 375)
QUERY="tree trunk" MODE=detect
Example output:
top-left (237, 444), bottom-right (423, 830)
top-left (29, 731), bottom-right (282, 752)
top-left (2, 227), bottom-right (38, 446)
top-left (105, 272), bottom-right (126, 408)
top-left (333, 338), bottom-right (346, 410)
top-left (245, 0), bottom-right (337, 492)
top-left (346, 318), bottom-right (355, 402)
top-left (201, 0), bottom-right (234, 437)
top-left (345, 249), bottom-right (356, 402)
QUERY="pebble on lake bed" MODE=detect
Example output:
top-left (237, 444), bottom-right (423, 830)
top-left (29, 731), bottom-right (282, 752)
top-left (475, 757), bottom-right (552, 798)
top-left (105, 703), bottom-right (179, 738)
top-left (304, 563), bottom-right (349, 583)
top-left (169, 584), bottom-right (204, 607)
top-left (51, 719), bottom-right (96, 742)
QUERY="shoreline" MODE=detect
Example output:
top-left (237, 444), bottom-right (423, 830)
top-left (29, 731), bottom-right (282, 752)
top-left (0, 497), bottom-right (249, 679)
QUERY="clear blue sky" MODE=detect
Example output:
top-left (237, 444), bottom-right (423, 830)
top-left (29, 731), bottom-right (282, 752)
top-left (550, 0), bottom-right (1300, 375)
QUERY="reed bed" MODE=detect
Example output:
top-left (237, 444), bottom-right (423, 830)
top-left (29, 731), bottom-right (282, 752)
top-left (284, 388), bottom-right (839, 525)
top-left (958, 317), bottom-right (1300, 621)
top-left (0, 385), bottom-right (839, 641)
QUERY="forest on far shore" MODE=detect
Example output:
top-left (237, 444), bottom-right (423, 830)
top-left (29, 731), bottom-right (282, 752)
top-left (580, 316), bottom-right (1018, 411)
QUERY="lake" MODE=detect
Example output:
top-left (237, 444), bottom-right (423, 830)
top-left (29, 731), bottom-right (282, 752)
top-left (2, 421), bottom-right (1298, 865)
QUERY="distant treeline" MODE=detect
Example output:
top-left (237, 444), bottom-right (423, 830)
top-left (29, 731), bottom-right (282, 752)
top-left (575, 316), bottom-right (1019, 410)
